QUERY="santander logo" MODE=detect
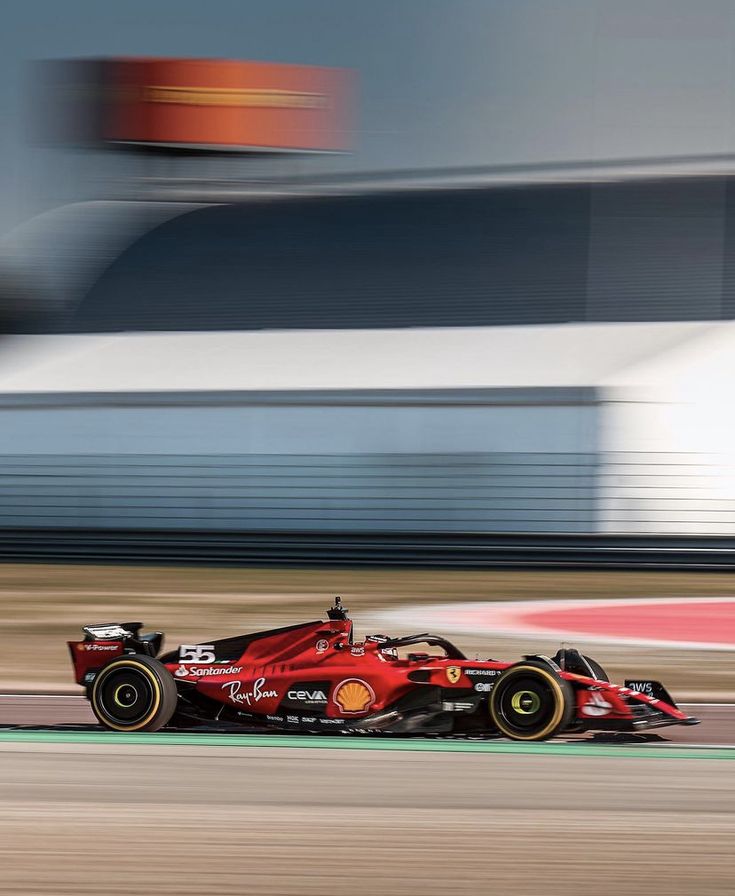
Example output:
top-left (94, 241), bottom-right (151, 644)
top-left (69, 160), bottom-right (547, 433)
top-left (581, 691), bottom-right (613, 717)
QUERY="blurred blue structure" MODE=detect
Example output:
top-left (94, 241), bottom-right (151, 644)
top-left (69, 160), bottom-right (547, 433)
top-left (1, 160), bottom-right (735, 544)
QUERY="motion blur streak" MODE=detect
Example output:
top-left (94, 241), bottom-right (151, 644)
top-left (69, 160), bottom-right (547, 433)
top-left (0, 743), bottom-right (732, 896)
top-left (1, 696), bottom-right (735, 743)
top-left (4, 6), bottom-right (735, 895)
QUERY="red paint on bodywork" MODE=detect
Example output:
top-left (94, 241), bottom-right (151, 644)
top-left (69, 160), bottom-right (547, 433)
top-left (67, 613), bottom-right (691, 733)
top-left (68, 640), bottom-right (124, 685)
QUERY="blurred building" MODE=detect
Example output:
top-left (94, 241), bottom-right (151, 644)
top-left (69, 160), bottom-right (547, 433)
top-left (6, 164), bottom-right (735, 332)
top-left (4, 79), bottom-right (735, 541)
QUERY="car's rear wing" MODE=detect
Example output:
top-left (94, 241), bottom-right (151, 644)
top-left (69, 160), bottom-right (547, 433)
top-left (68, 621), bottom-right (164, 687)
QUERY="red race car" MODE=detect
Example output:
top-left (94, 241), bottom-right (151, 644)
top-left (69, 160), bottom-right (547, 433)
top-left (68, 597), bottom-right (699, 741)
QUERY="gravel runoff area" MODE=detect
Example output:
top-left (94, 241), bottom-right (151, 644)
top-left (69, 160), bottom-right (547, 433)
top-left (0, 563), bottom-right (734, 697)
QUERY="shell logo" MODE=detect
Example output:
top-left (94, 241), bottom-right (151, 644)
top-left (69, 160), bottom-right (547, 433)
top-left (333, 679), bottom-right (375, 715)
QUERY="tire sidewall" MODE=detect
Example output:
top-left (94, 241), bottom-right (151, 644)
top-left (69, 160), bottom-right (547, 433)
top-left (490, 663), bottom-right (573, 741)
top-left (91, 655), bottom-right (175, 732)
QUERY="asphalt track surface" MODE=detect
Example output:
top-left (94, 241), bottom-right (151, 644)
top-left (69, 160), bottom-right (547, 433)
top-left (1, 694), bottom-right (733, 745)
top-left (1, 697), bottom-right (734, 896)
top-left (0, 700), bottom-right (734, 895)
top-left (0, 733), bottom-right (733, 895)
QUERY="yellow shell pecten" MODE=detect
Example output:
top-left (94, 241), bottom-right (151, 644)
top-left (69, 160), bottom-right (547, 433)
top-left (334, 679), bottom-right (373, 714)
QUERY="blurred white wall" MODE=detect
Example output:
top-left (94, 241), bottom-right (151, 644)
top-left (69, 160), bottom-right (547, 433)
top-left (0, 321), bottom-right (733, 535)
top-left (599, 322), bottom-right (735, 533)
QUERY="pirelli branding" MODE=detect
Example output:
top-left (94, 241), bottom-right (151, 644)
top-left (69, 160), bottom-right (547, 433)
top-left (144, 86), bottom-right (327, 109)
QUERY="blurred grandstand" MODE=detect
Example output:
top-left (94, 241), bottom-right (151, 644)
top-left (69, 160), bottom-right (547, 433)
top-left (3, 155), bottom-right (735, 563)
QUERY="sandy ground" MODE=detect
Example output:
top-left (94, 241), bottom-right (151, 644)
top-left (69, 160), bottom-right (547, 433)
top-left (1, 563), bottom-right (734, 696)
top-left (0, 740), bottom-right (732, 896)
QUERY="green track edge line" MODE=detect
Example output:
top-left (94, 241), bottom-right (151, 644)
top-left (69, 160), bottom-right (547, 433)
top-left (0, 729), bottom-right (734, 759)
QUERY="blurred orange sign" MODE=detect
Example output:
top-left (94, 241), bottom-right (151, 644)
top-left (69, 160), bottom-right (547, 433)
top-left (106, 58), bottom-right (353, 152)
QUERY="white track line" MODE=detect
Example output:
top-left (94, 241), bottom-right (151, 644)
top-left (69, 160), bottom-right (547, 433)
top-left (679, 703), bottom-right (735, 708)
top-left (0, 694), bottom-right (83, 699)
top-left (643, 742), bottom-right (735, 749)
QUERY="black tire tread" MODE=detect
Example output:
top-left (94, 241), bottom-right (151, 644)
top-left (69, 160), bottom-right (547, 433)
top-left (91, 654), bottom-right (177, 732)
top-left (489, 661), bottom-right (575, 741)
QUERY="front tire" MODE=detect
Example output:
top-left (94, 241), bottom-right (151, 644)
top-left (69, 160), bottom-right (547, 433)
top-left (489, 662), bottom-right (574, 741)
top-left (91, 655), bottom-right (177, 732)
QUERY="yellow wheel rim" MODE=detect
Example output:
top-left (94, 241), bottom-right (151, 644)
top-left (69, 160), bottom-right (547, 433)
top-left (112, 683), bottom-right (138, 708)
top-left (489, 665), bottom-right (566, 741)
top-left (510, 689), bottom-right (541, 715)
top-left (92, 660), bottom-right (162, 732)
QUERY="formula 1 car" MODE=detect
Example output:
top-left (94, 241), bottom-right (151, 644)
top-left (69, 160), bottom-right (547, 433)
top-left (68, 597), bottom-right (700, 741)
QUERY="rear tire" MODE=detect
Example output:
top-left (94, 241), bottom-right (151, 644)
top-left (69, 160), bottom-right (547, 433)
top-left (489, 662), bottom-right (574, 741)
top-left (91, 655), bottom-right (177, 732)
